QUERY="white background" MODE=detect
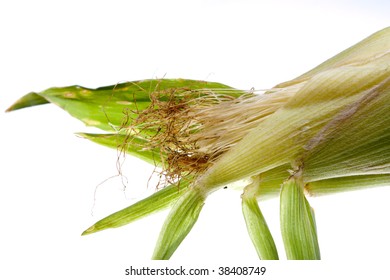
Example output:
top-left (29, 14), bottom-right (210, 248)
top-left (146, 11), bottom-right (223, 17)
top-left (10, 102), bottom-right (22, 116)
top-left (1, 0), bottom-right (390, 279)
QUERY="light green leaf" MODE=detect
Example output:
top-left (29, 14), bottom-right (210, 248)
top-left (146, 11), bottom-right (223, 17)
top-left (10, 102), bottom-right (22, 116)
top-left (8, 79), bottom-right (248, 167)
top-left (82, 180), bottom-right (190, 235)
top-left (307, 174), bottom-right (390, 196)
top-left (152, 187), bottom-right (206, 260)
top-left (280, 176), bottom-right (320, 260)
top-left (242, 178), bottom-right (279, 260)
top-left (256, 164), bottom-right (390, 199)
top-left (7, 79), bottom-right (247, 133)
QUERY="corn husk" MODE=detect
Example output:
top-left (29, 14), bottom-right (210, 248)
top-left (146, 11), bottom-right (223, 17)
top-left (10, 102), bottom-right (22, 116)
top-left (197, 27), bottom-right (390, 190)
top-left (6, 27), bottom-right (390, 260)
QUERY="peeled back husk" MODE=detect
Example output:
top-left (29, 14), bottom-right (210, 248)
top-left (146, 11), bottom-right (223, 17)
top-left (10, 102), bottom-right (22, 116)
top-left (196, 27), bottom-right (390, 191)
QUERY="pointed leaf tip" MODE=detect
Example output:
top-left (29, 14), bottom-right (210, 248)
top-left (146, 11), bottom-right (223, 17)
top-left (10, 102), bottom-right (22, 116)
top-left (81, 225), bottom-right (96, 236)
top-left (6, 92), bottom-right (49, 112)
top-left (81, 182), bottom-right (189, 236)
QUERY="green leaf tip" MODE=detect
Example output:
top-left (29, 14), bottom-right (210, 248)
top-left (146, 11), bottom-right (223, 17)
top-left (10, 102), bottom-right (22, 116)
top-left (6, 92), bottom-right (49, 112)
top-left (81, 225), bottom-right (96, 236)
top-left (81, 181), bottom-right (189, 236)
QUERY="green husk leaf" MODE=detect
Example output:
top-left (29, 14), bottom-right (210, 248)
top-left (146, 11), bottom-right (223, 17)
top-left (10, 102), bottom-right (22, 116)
top-left (248, 165), bottom-right (390, 200)
top-left (7, 79), bottom-right (246, 133)
top-left (152, 187), bottom-right (206, 260)
top-left (301, 76), bottom-right (390, 181)
top-left (8, 82), bottom-right (148, 132)
top-left (307, 174), bottom-right (390, 196)
top-left (242, 178), bottom-right (279, 260)
top-left (77, 132), bottom-right (161, 165)
top-left (254, 164), bottom-right (291, 200)
top-left (280, 176), bottom-right (320, 260)
top-left (276, 27), bottom-right (390, 88)
top-left (82, 180), bottom-right (189, 235)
